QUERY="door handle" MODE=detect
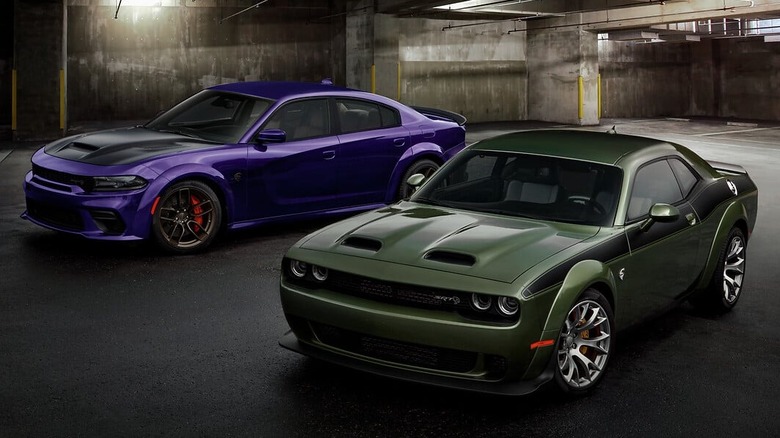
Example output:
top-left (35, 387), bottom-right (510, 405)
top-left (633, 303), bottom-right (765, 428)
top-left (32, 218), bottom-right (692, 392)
top-left (322, 150), bottom-right (336, 160)
top-left (685, 213), bottom-right (697, 226)
top-left (393, 138), bottom-right (406, 147)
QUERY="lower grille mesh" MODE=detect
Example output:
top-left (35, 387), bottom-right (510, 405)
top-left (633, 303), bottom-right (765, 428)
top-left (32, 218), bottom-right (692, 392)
top-left (26, 199), bottom-right (84, 230)
top-left (312, 323), bottom-right (477, 373)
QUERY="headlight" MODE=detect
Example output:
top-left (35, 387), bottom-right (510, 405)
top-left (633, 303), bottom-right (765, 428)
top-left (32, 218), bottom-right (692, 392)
top-left (497, 296), bottom-right (519, 316)
top-left (91, 176), bottom-right (148, 191)
top-left (471, 293), bottom-right (492, 311)
top-left (289, 260), bottom-right (308, 278)
top-left (311, 265), bottom-right (329, 282)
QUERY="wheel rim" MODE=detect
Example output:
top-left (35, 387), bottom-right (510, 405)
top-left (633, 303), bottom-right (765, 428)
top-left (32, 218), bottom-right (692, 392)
top-left (722, 235), bottom-right (745, 304)
top-left (557, 299), bottom-right (612, 389)
top-left (158, 186), bottom-right (217, 249)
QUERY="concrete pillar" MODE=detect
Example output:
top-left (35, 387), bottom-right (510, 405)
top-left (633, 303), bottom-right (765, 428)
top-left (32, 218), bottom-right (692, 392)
top-left (14, 0), bottom-right (65, 140)
top-left (345, 0), bottom-right (374, 91)
top-left (690, 39), bottom-right (716, 117)
top-left (527, 17), bottom-right (599, 125)
top-left (373, 14), bottom-right (400, 100)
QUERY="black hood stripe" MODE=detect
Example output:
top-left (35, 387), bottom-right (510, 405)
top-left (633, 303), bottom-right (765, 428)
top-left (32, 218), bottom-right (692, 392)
top-left (524, 233), bottom-right (629, 297)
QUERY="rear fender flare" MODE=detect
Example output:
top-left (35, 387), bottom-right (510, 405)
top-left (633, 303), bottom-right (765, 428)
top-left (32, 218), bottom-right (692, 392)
top-left (385, 142), bottom-right (444, 202)
top-left (695, 201), bottom-right (749, 290)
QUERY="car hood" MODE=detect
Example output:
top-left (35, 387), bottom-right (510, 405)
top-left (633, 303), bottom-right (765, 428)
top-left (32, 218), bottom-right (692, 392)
top-left (43, 127), bottom-right (221, 166)
top-left (298, 203), bottom-right (598, 283)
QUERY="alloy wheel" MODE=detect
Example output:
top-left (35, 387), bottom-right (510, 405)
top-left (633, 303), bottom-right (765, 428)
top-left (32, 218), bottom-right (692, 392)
top-left (557, 299), bottom-right (612, 389)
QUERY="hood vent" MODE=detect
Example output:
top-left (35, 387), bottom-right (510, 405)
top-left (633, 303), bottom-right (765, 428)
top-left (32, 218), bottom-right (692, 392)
top-left (68, 142), bottom-right (100, 152)
top-left (424, 250), bottom-right (476, 267)
top-left (341, 236), bottom-right (382, 252)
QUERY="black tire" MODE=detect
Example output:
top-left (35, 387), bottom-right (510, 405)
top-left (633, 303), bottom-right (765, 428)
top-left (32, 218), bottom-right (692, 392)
top-left (152, 180), bottom-right (222, 254)
top-left (554, 288), bottom-right (614, 395)
top-left (397, 159), bottom-right (439, 200)
top-left (691, 227), bottom-right (747, 313)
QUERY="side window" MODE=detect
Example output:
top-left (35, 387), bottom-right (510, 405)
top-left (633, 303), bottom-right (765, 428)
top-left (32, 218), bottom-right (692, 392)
top-left (627, 160), bottom-right (683, 222)
top-left (336, 99), bottom-right (399, 133)
top-left (262, 99), bottom-right (330, 141)
top-left (669, 158), bottom-right (699, 198)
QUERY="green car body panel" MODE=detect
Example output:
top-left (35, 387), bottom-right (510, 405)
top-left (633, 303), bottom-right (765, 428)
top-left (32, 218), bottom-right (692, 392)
top-left (278, 129), bottom-right (758, 395)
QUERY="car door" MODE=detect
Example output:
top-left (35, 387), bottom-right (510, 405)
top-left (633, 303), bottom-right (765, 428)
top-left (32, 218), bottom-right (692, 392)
top-left (334, 98), bottom-right (411, 206)
top-left (243, 98), bottom-right (340, 220)
top-left (618, 158), bottom-right (703, 323)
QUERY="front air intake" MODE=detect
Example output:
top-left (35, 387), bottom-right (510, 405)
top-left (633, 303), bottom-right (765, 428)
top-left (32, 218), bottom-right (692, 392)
top-left (424, 250), bottom-right (476, 267)
top-left (341, 236), bottom-right (382, 252)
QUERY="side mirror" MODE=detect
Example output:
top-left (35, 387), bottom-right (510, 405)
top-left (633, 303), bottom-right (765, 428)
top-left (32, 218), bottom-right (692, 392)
top-left (256, 129), bottom-right (286, 144)
top-left (406, 173), bottom-right (427, 189)
top-left (640, 203), bottom-right (680, 232)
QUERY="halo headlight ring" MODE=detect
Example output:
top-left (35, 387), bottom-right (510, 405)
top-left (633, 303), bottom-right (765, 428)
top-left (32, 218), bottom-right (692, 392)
top-left (471, 293), bottom-right (492, 311)
top-left (312, 265), bottom-right (329, 282)
top-left (289, 260), bottom-right (308, 278)
top-left (497, 296), bottom-right (519, 316)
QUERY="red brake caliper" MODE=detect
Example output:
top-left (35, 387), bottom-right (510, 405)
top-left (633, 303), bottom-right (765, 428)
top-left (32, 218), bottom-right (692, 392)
top-left (190, 195), bottom-right (204, 232)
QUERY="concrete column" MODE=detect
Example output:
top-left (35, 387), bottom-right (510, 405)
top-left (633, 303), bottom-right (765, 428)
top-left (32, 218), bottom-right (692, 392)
top-left (373, 14), bottom-right (400, 100)
top-left (527, 17), bottom-right (599, 125)
top-left (690, 39), bottom-right (716, 117)
top-left (14, 0), bottom-right (65, 140)
top-left (345, 0), bottom-right (374, 91)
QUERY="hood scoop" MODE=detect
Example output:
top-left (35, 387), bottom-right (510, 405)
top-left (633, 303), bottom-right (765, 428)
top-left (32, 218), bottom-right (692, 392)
top-left (341, 236), bottom-right (382, 252)
top-left (68, 141), bottom-right (100, 153)
top-left (424, 250), bottom-right (476, 267)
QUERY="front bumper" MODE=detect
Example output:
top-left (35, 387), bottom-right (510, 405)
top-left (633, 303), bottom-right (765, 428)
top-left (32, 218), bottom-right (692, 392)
top-left (279, 275), bottom-right (560, 395)
top-left (279, 330), bottom-right (556, 396)
top-left (22, 170), bottom-right (151, 241)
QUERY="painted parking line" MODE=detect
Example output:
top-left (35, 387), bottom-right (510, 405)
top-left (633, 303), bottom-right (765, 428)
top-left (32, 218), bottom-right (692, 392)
top-left (0, 150), bottom-right (11, 163)
top-left (696, 126), bottom-right (780, 137)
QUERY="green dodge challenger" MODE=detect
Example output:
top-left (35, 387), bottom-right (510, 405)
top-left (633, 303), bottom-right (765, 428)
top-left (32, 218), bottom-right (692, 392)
top-left (278, 129), bottom-right (758, 395)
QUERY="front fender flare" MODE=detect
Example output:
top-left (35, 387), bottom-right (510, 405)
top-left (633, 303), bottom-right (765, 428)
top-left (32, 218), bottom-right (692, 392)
top-left (130, 164), bottom-right (235, 238)
top-left (541, 259), bottom-right (618, 335)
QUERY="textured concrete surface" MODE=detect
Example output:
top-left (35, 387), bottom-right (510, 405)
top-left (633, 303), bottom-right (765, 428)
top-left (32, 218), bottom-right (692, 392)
top-left (1, 118), bottom-right (779, 436)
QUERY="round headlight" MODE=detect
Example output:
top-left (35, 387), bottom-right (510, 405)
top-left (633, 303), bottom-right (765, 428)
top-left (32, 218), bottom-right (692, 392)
top-left (289, 260), bottom-right (308, 278)
top-left (312, 265), bottom-right (329, 282)
top-left (471, 293), bottom-right (492, 311)
top-left (497, 296), bottom-right (519, 316)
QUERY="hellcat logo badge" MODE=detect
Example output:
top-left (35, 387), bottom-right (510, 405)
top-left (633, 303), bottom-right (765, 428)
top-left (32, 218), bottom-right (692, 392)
top-left (435, 295), bottom-right (461, 305)
top-left (618, 268), bottom-right (625, 281)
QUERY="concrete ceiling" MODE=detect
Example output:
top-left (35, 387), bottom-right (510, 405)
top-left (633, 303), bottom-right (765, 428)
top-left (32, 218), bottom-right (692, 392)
top-left (376, 0), bottom-right (780, 42)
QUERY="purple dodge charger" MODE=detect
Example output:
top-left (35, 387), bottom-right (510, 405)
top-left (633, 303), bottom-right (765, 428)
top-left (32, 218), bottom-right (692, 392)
top-left (22, 81), bottom-right (466, 253)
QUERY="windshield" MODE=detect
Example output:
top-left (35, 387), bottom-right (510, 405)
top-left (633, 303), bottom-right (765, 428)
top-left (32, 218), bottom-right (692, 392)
top-left (412, 150), bottom-right (623, 226)
top-left (145, 90), bottom-right (273, 143)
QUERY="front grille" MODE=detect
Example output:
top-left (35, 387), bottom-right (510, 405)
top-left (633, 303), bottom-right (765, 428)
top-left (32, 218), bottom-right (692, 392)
top-left (33, 164), bottom-right (93, 191)
top-left (328, 271), bottom-right (470, 310)
top-left (26, 198), bottom-right (84, 230)
top-left (312, 323), bottom-right (478, 373)
top-left (285, 264), bottom-right (520, 324)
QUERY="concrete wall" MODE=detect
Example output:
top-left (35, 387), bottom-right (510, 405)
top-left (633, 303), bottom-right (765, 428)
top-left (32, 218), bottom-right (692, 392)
top-left (66, 3), bottom-right (345, 123)
top-left (1, 3), bottom-right (13, 139)
top-left (708, 38), bottom-right (780, 120)
top-left (396, 17), bottom-right (527, 123)
top-left (598, 40), bottom-right (692, 119)
top-left (599, 38), bottom-right (780, 122)
top-left (14, 0), bottom-right (64, 140)
top-left (527, 24), bottom-right (599, 125)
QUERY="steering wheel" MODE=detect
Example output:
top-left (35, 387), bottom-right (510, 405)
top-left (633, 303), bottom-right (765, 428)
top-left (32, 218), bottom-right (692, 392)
top-left (566, 196), bottom-right (606, 215)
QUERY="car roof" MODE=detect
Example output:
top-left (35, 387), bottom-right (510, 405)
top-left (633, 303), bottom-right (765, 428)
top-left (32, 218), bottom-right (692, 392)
top-left (471, 129), bottom-right (677, 165)
top-left (208, 81), bottom-right (361, 101)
